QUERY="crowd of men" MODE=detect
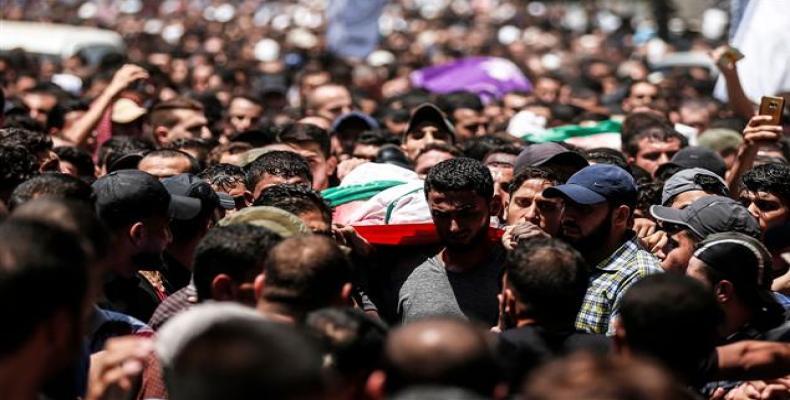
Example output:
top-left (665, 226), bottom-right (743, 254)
top-left (3, 1), bottom-right (790, 399)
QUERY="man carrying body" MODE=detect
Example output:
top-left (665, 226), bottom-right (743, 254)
top-left (397, 157), bottom-right (504, 326)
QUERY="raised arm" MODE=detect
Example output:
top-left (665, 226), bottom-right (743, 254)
top-left (61, 64), bottom-right (149, 147)
top-left (711, 46), bottom-right (755, 121)
top-left (725, 115), bottom-right (782, 194)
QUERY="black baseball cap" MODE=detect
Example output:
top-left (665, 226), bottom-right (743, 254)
top-left (693, 232), bottom-right (779, 314)
top-left (650, 195), bottom-right (761, 240)
top-left (404, 103), bottom-right (456, 143)
top-left (694, 232), bottom-right (773, 288)
top-left (93, 170), bottom-right (202, 227)
top-left (513, 142), bottom-right (588, 174)
top-left (543, 164), bottom-right (637, 205)
top-left (161, 173), bottom-right (235, 211)
top-left (655, 146), bottom-right (727, 178)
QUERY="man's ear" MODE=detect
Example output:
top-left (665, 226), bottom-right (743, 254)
top-left (153, 126), bottom-right (169, 146)
top-left (45, 309), bottom-right (76, 357)
top-left (128, 222), bottom-right (146, 247)
top-left (243, 190), bottom-right (254, 207)
top-left (327, 155), bottom-right (338, 176)
top-left (612, 317), bottom-right (628, 356)
top-left (365, 370), bottom-right (387, 400)
top-left (340, 282), bottom-right (353, 306)
top-left (211, 274), bottom-right (236, 301)
top-left (714, 281), bottom-right (734, 304)
top-left (253, 273), bottom-right (265, 301)
top-left (612, 205), bottom-right (630, 229)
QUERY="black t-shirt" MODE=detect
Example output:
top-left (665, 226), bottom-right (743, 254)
top-left (99, 272), bottom-right (162, 322)
top-left (161, 252), bottom-right (189, 293)
top-left (497, 325), bottom-right (611, 386)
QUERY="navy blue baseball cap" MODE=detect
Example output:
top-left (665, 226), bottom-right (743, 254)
top-left (331, 111), bottom-right (379, 134)
top-left (543, 164), bottom-right (637, 205)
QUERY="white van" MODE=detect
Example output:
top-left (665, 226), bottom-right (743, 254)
top-left (0, 20), bottom-right (124, 64)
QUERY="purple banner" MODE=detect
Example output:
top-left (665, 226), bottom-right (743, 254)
top-left (410, 57), bottom-right (532, 102)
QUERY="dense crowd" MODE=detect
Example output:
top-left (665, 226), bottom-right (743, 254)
top-left (2, 1), bottom-right (790, 399)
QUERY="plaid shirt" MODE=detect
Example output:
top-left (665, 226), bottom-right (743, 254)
top-left (575, 235), bottom-right (662, 335)
top-left (148, 284), bottom-right (198, 331)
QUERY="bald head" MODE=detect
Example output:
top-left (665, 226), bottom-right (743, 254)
top-left (382, 319), bottom-right (499, 396)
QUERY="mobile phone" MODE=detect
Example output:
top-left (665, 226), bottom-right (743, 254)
top-left (759, 96), bottom-right (785, 125)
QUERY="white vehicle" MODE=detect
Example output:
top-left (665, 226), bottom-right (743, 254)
top-left (0, 20), bottom-right (124, 64)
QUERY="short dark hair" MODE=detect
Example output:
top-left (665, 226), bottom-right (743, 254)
top-left (0, 220), bottom-right (88, 357)
top-left (262, 236), bottom-right (352, 320)
top-left (150, 97), bottom-right (204, 129)
top-left (636, 181), bottom-right (663, 217)
top-left (168, 317), bottom-right (324, 400)
top-left (9, 172), bottom-right (94, 211)
top-left (277, 123), bottom-right (331, 158)
top-left (460, 135), bottom-right (513, 161)
top-left (305, 307), bottom-right (388, 376)
top-left (198, 163), bottom-right (246, 192)
top-left (507, 167), bottom-right (561, 194)
top-left (0, 145), bottom-right (38, 199)
top-left (425, 157), bottom-right (494, 200)
top-left (141, 149), bottom-right (201, 174)
top-left (0, 127), bottom-right (52, 154)
top-left (585, 147), bottom-right (629, 172)
top-left (623, 122), bottom-right (687, 157)
top-left (626, 80), bottom-right (659, 98)
top-left (206, 142), bottom-right (253, 167)
top-left (505, 238), bottom-right (589, 329)
top-left (619, 274), bottom-right (721, 384)
top-left (166, 138), bottom-right (212, 169)
top-left (245, 150), bottom-right (312, 190)
top-left (483, 144), bottom-right (522, 162)
top-left (10, 198), bottom-right (110, 262)
top-left (193, 224), bottom-right (282, 302)
top-left (253, 184), bottom-right (332, 226)
top-left (2, 113), bottom-right (46, 132)
top-left (437, 91), bottom-right (484, 123)
top-left (98, 136), bottom-right (155, 169)
top-left (741, 163), bottom-right (790, 205)
top-left (54, 146), bottom-right (95, 179)
top-left (356, 129), bottom-right (400, 146)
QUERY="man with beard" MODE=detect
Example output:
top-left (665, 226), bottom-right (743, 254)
top-left (93, 170), bottom-right (202, 321)
top-left (543, 164), bottom-right (662, 335)
top-left (397, 158), bottom-right (504, 326)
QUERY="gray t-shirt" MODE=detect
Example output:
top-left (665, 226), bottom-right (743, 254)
top-left (397, 247), bottom-right (505, 326)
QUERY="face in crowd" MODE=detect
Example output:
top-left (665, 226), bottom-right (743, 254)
top-left (402, 121), bottom-right (453, 161)
top-left (629, 131), bottom-right (682, 176)
top-left (505, 176), bottom-right (562, 236)
top-left (428, 188), bottom-right (493, 250)
top-left (227, 96), bottom-right (263, 133)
